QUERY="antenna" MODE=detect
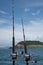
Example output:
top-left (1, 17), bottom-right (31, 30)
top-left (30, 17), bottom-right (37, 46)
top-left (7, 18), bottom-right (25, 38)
top-left (21, 19), bottom-right (31, 65)
top-left (11, 0), bottom-right (18, 65)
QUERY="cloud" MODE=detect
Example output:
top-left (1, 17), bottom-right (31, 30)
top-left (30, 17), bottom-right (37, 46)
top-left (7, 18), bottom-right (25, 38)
top-left (0, 19), bottom-right (12, 27)
top-left (24, 0), bottom-right (43, 8)
top-left (23, 19), bottom-right (43, 41)
top-left (0, 10), bottom-right (7, 15)
top-left (12, 0), bottom-right (43, 8)
top-left (0, 28), bottom-right (12, 47)
top-left (0, 19), bottom-right (43, 47)
top-left (10, 15), bottom-right (12, 19)
top-left (31, 2), bottom-right (43, 7)
top-left (32, 10), bottom-right (40, 16)
top-left (24, 8), bottom-right (30, 12)
top-left (0, 19), bottom-right (7, 25)
top-left (30, 19), bottom-right (43, 26)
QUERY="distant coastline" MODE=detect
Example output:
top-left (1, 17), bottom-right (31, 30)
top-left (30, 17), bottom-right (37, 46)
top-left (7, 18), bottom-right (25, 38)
top-left (16, 41), bottom-right (43, 48)
top-left (9, 41), bottom-right (43, 49)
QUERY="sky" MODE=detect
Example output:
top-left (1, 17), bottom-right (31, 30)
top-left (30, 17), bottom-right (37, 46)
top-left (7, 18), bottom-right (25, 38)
top-left (0, 0), bottom-right (43, 47)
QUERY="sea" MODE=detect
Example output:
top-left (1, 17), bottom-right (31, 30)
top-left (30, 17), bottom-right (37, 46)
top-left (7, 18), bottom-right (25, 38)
top-left (0, 47), bottom-right (43, 65)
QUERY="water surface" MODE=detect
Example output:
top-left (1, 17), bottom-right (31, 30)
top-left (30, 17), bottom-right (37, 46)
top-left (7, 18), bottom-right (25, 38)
top-left (0, 48), bottom-right (43, 65)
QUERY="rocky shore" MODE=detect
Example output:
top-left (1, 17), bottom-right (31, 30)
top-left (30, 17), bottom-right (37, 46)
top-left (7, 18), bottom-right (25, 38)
top-left (16, 44), bottom-right (43, 48)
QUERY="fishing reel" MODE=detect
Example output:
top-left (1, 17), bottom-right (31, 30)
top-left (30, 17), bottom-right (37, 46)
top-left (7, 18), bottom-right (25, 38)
top-left (24, 53), bottom-right (32, 62)
top-left (11, 52), bottom-right (18, 60)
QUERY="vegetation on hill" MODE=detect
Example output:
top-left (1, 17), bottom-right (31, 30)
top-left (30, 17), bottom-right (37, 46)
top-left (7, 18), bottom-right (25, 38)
top-left (18, 41), bottom-right (43, 46)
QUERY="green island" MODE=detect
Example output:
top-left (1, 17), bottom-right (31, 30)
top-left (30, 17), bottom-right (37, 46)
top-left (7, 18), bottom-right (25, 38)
top-left (16, 41), bottom-right (43, 48)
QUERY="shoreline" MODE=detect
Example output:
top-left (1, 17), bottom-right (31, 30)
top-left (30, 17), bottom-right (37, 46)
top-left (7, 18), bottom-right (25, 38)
top-left (16, 44), bottom-right (43, 48)
top-left (9, 45), bottom-right (43, 49)
top-left (9, 44), bottom-right (43, 49)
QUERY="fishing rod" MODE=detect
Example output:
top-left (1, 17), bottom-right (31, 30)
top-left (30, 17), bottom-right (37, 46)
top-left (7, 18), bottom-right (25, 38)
top-left (21, 19), bottom-right (31, 65)
top-left (21, 19), bottom-right (27, 54)
top-left (11, 0), bottom-right (18, 65)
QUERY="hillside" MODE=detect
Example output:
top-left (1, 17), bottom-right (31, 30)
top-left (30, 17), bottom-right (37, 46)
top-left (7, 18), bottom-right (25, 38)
top-left (16, 41), bottom-right (43, 48)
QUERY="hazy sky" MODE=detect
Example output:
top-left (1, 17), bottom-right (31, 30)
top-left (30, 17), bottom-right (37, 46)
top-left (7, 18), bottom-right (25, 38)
top-left (0, 0), bottom-right (43, 47)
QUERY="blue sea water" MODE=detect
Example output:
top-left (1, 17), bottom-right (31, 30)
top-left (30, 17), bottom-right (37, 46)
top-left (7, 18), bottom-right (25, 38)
top-left (0, 48), bottom-right (43, 65)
